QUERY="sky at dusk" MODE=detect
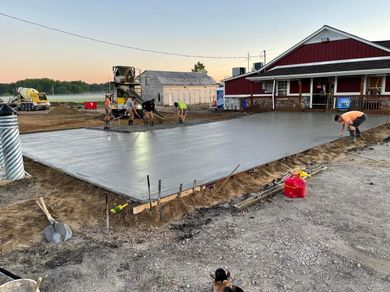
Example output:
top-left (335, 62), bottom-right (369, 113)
top-left (1, 0), bottom-right (390, 84)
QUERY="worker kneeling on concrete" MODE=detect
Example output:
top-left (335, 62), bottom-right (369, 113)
top-left (142, 99), bottom-right (155, 126)
top-left (174, 101), bottom-right (187, 123)
top-left (334, 110), bottom-right (367, 142)
top-left (123, 97), bottom-right (136, 125)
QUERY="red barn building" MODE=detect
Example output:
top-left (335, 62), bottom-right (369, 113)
top-left (223, 25), bottom-right (390, 113)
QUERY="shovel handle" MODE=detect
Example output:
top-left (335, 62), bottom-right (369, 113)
top-left (37, 197), bottom-right (55, 223)
top-left (33, 277), bottom-right (43, 292)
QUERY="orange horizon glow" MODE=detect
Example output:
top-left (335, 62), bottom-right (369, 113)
top-left (1, 1), bottom-right (390, 86)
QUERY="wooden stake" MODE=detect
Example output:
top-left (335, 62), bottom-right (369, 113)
top-left (212, 164), bottom-right (240, 197)
top-left (105, 194), bottom-right (109, 233)
top-left (178, 183), bottom-right (183, 198)
top-left (147, 175), bottom-right (152, 210)
top-left (158, 179), bottom-right (162, 206)
top-left (133, 185), bottom-right (204, 214)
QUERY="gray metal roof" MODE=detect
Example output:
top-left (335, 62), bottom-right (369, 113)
top-left (373, 40), bottom-right (390, 50)
top-left (143, 70), bottom-right (217, 86)
top-left (247, 59), bottom-right (390, 80)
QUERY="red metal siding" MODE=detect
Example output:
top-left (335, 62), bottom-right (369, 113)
top-left (290, 79), bottom-right (311, 94)
top-left (225, 75), bottom-right (265, 95)
top-left (337, 76), bottom-right (361, 92)
top-left (386, 76), bottom-right (390, 92)
top-left (270, 39), bottom-right (390, 69)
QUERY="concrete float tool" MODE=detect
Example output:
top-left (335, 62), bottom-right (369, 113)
top-left (36, 197), bottom-right (72, 243)
top-left (153, 112), bottom-right (165, 120)
top-left (104, 114), bottom-right (126, 130)
top-left (105, 110), bottom-right (147, 129)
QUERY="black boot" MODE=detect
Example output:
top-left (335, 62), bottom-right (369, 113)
top-left (356, 127), bottom-right (361, 137)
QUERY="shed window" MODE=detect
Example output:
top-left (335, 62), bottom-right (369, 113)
top-left (277, 81), bottom-right (288, 96)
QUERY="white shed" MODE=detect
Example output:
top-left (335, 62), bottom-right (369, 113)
top-left (141, 71), bottom-right (218, 106)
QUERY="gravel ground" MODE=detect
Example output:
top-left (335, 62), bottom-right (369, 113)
top-left (1, 142), bottom-right (390, 291)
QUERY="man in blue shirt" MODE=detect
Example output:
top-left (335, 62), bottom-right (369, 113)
top-left (123, 97), bottom-right (135, 125)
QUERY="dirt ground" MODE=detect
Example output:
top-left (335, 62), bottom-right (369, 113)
top-left (17, 104), bottom-right (244, 133)
top-left (0, 109), bottom-right (389, 291)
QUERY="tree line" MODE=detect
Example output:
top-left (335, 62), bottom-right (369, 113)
top-left (0, 78), bottom-right (109, 96)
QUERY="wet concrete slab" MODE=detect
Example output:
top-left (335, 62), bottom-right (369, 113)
top-left (20, 112), bottom-right (389, 202)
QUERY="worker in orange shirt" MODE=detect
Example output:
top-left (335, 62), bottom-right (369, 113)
top-left (103, 94), bottom-right (113, 130)
top-left (334, 111), bottom-right (367, 142)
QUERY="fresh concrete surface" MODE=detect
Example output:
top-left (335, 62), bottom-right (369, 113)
top-left (2, 141), bottom-right (389, 291)
top-left (20, 112), bottom-right (389, 202)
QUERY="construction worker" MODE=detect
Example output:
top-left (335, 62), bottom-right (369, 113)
top-left (142, 98), bottom-right (155, 126)
top-left (103, 94), bottom-right (112, 129)
top-left (174, 101), bottom-right (187, 123)
top-left (334, 110), bottom-right (367, 142)
top-left (123, 97), bottom-right (135, 125)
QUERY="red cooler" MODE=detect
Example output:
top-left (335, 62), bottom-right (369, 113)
top-left (284, 175), bottom-right (306, 198)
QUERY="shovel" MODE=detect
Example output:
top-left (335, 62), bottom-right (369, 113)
top-left (36, 197), bottom-right (72, 243)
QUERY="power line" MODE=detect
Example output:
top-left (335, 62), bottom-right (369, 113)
top-left (207, 57), bottom-right (258, 69)
top-left (0, 11), bottom-right (263, 60)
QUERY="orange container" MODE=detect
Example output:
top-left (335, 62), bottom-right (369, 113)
top-left (284, 175), bottom-right (306, 198)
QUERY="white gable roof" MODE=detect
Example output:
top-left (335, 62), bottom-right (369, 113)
top-left (262, 25), bottom-right (390, 71)
top-left (304, 28), bottom-right (348, 44)
top-left (224, 25), bottom-right (390, 83)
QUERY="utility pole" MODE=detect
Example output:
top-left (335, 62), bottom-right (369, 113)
top-left (247, 52), bottom-right (250, 72)
top-left (263, 50), bottom-right (266, 66)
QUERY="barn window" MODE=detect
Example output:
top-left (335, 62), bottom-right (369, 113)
top-left (366, 76), bottom-right (382, 95)
top-left (277, 81), bottom-right (288, 96)
top-left (158, 93), bottom-right (161, 102)
top-left (262, 81), bottom-right (273, 93)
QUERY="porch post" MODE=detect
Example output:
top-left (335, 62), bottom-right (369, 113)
top-left (298, 79), bottom-right (302, 111)
top-left (250, 81), bottom-right (254, 109)
top-left (359, 76), bottom-right (365, 111)
top-left (333, 77), bottom-right (338, 110)
top-left (360, 76), bottom-right (364, 95)
top-left (309, 78), bottom-right (313, 109)
top-left (272, 79), bottom-right (276, 110)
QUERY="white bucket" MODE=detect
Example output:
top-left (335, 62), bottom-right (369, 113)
top-left (0, 279), bottom-right (40, 292)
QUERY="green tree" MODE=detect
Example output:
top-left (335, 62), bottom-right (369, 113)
top-left (191, 62), bottom-right (207, 73)
top-left (56, 86), bottom-right (69, 94)
top-left (0, 78), bottom-right (109, 95)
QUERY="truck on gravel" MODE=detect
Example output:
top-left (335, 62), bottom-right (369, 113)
top-left (9, 87), bottom-right (50, 111)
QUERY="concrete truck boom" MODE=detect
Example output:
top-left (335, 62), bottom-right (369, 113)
top-left (10, 87), bottom-right (50, 111)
